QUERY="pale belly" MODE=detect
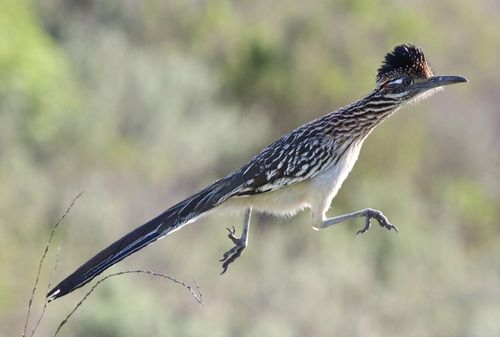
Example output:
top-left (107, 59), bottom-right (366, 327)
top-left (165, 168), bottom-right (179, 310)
top-left (220, 140), bottom-right (364, 224)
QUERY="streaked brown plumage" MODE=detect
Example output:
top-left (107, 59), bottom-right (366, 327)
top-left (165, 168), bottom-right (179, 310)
top-left (48, 44), bottom-right (467, 301)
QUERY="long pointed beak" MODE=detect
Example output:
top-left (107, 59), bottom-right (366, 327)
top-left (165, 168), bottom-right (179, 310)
top-left (416, 75), bottom-right (468, 91)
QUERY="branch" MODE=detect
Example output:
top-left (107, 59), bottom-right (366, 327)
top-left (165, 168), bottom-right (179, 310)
top-left (23, 192), bottom-right (83, 337)
top-left (52, 270), bottom-right (203, 337)
top-left (24, 192), bottom-right (204, 337)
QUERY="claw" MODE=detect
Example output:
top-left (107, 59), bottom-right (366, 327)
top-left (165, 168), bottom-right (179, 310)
top-left (226, 226), bottom-right (235, 235)
top-left (225, 226), bottom-right (239, 244)
top-left (356, 209), bottom-right (398, 236)
top-left (219, 249), bottom-right (232, 262)
top-left (220, 227), bottom-right (246, 274)
top-left (371, 210), bottom-right (398, 233)
top-left (356, 216), bottom-right (371, 236)
top-left (220, 244), bottom-right (244, 274)
top-left (219, 209), bottom-right (252, 274)
top-left (384, 223), bottom-right (398, 232)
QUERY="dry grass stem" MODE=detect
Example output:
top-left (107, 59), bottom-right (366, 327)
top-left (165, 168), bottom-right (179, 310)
top-left (52, 270), bottom-right (203, 337)
top-left (23, 192), bottom-right (83, 337)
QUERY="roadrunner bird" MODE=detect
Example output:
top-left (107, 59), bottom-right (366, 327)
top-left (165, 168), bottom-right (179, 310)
top-left (48, 44), bottom-right (466, 301)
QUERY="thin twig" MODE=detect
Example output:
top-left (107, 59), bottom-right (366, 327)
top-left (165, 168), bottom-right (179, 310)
top-left (193, 280), bottom-right (203, 304)
top-left (52, 270), bottom-right (203, 337)
top-left (30, 248), bottom-right (60, 337)
top-left (23, 192), bottom-right (83, 337)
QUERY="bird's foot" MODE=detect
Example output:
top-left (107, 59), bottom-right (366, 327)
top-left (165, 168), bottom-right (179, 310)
top-left (356, 208), bottom-right (399, 236)
top-left (220, 226), bottom-right (247, 274)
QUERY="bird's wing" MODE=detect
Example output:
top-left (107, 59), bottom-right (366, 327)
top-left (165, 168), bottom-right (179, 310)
top-left (229, 126), bottom-right (337, 197)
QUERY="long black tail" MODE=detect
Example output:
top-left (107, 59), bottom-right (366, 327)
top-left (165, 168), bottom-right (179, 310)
top-left (47, 176), bottom-right (238, 301)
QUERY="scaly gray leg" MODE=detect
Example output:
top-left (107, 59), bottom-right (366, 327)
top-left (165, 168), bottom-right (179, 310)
top-left (220, 207), bottom-right (252, 274)
top-left (319, 208), bottom-right (398, 235)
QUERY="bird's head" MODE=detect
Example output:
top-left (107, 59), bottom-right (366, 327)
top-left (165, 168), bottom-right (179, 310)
top-left (375, 44), bottom-right (467, 103)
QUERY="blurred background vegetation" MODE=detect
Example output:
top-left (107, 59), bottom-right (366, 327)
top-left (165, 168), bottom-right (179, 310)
top-left (1, 0), bottom-right (499, 336)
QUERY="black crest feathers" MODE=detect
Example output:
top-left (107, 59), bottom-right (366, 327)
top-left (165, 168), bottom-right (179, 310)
top-left (377, 44), bottom-right (433, 81)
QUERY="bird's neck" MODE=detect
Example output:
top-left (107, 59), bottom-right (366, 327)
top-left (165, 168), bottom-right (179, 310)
top-left (325, 91), bottom-right (402, 142)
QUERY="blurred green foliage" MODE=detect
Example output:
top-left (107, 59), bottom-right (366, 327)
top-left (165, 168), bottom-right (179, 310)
top-left (1, 0), bottom-right (499, 336)
top-left (0, 0), bottom-right (80, 154)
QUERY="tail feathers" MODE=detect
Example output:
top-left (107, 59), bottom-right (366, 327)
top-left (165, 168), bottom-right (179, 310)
top-left (47, 177), bottom-right (237, 301)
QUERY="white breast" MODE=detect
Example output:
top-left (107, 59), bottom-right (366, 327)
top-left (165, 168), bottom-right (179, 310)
top-left (221, 139), bottom-right (365, 225)
top-left (311, 139), bottom-right (364, 204)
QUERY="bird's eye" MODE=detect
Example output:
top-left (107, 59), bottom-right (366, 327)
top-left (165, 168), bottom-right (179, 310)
top-left (402, 78), bottom-right (412, 86)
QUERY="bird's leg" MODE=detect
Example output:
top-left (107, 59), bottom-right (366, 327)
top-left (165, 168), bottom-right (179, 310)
top-left (220, 207), bottom-right (252, 274)
top-left (317, 208), bottom-right (398, 235)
